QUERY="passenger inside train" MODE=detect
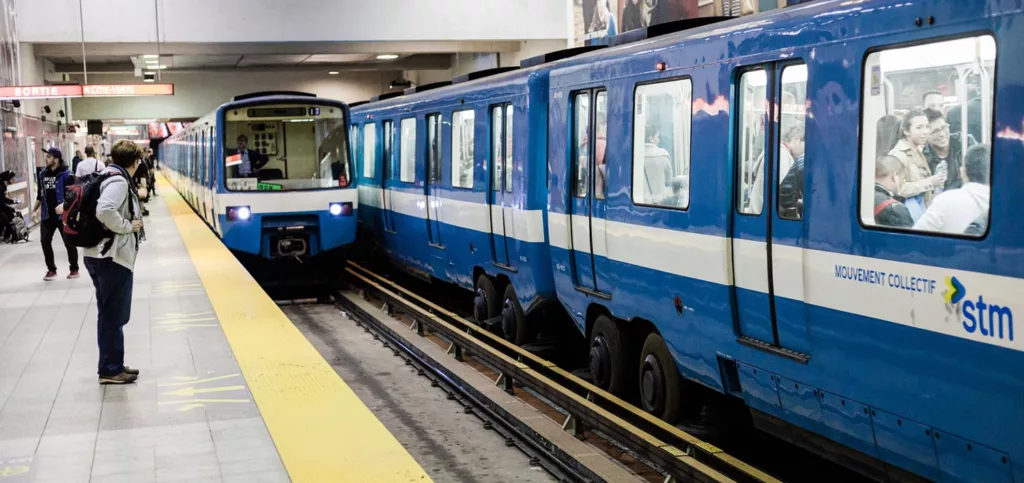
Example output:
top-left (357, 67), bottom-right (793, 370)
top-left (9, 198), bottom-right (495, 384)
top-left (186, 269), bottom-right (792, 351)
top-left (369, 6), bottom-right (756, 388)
top-left (224, 104), bottom-right (350, 191)
top-left (859, 34), bottom-right (994, 236)
top-left (633, 78), bottom-right (690, 208)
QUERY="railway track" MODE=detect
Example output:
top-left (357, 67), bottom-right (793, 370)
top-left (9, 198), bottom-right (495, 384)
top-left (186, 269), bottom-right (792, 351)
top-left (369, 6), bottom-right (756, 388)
top-left (336, 261), bottom-right (784, 483)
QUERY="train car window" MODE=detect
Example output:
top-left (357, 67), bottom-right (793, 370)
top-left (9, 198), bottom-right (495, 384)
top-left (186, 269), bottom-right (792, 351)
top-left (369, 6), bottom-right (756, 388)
top-left (778, 64), bottom-right (807, 220)
top-left (594, 91), bottom-right (608, 200)
top-left (505, 104), bottom-right (513, 193)
top-left (859, 35), bottom-right (995, 237)
top-left (350, 124), bottom-right (358, 162)
top-left (400, 118), bottom-right (416, 183)
top-left (737, 69), bottom-right (768, 215)
top-left (427, 114), bottom-right (441, 182)
top-left (632, 78), bottom-right (692, 209)
top-left (491, 106), bottom-right (504, 191)
top-left (573, 92), bottom-right (590, 198)
top-left (451, 109), bottom-right (476, 189)
top-left (363, 123), bottom-right (377, 178)
top-left (382, 120), bottom-right (393, 180)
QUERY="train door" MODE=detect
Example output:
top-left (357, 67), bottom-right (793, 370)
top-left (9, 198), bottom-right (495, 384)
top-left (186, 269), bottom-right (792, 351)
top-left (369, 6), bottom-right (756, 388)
top-left (568, 89), bottom-right (611, 296)
top-left (378, 121), bottom-right (397, 233)
top-left (488, 104), bottom-right (514, 268)
top-left (731, 63), bottom-right (810, 360)
top-left (425, 114), bottom-right (444, 248)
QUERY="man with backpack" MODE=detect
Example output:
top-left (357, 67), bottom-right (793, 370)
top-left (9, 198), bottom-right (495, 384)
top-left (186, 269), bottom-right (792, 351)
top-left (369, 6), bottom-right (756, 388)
top-left (70, 140), bottom-right (145, 385)
top-left (36, 147), bottom-right (78, 280)
top-left (74, 146), bottom-right (104, 178)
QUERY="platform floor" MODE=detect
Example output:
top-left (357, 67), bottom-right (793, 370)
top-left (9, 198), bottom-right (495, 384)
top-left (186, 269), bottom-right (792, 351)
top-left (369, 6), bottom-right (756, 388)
top-left (0, 179), bottom-right (428, 482)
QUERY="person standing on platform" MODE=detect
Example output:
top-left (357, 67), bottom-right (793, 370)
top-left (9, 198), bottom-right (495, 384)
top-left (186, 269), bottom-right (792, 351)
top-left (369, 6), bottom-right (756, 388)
top-left (71, 149), bottom-right (83, 174)
top-left (36, 147), bottom-right (79, 281)
top-left (85, 140), bottom-right (145, 385)
top-left (74, 146), bottom-right (105, 178)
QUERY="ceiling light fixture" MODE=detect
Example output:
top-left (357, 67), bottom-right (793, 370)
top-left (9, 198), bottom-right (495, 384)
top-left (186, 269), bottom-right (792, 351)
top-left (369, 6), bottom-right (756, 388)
top-left (328, 71), bottom-right (339, 75)
top-left (145, 59), bottom-right (159, 64)
top-left (376, 54), bottom-right (399, 60)
top-left (142, 54), bottom-right (159, 59)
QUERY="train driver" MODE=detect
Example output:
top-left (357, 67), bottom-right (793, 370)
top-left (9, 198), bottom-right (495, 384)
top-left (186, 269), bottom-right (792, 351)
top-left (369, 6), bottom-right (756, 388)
top-left (228, 134), bottom-right (270, 178)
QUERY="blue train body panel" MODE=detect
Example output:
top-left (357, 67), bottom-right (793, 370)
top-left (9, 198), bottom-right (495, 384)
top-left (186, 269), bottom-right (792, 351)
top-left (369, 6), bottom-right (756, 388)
top-left (353, 1), bottom-right (1024, 480)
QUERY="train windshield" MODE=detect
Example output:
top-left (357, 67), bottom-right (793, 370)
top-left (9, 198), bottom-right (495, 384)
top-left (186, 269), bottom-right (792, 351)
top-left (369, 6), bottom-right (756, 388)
top-left (222, 103), bottom-right (351, 191)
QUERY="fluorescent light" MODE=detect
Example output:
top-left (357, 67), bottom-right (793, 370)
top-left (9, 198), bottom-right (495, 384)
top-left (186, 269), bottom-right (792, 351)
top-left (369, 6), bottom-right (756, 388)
top-left (143, 78), bottom-right (155, 83)
top-left (145, 59), bottom-right (159, 64)
top-left (328, 71), bottom-right (339, 75)
top-left (376, 54), bottom-right (399, 60)
top-left (142, 54), bottom-right (159, 59)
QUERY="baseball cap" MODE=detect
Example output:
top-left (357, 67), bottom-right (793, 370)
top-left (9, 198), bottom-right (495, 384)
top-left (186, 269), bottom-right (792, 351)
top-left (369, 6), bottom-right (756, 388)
top-left (42, 147), bottom-right (63, 159)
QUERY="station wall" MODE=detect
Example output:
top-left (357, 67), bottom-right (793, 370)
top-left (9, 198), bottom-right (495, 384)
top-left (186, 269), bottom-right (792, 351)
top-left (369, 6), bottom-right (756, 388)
top-left (68, 70), bottom-right (400, 120)
top-left (17, 0), bottom-right (568, 44)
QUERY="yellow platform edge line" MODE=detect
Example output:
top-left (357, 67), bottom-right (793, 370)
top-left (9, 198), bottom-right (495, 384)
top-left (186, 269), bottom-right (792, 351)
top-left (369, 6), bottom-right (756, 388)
top-left (158, 177), bottom-right (431, 483)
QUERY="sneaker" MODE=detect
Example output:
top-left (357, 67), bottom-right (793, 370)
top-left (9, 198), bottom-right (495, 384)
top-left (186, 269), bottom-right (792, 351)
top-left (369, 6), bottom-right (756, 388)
top-left (122, 366), bottom-right (140, 376)
top-left (99, 372), bottom-right (138, 385)
top-left (67, 270), bottom-right (80, 279)
top-left (43, 271), bottom-right (57, 281)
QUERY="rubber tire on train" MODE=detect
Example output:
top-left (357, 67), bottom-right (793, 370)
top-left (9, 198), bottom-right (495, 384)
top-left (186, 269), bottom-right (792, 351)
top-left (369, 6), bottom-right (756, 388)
top-left (501, 284), bottom-right (529, 345)
top-left (590, 315), bottom-right (628, 396)
top-left (639, 333), bottom-right (682, 423)
top-left (474, 274), bottom-right (500, 323)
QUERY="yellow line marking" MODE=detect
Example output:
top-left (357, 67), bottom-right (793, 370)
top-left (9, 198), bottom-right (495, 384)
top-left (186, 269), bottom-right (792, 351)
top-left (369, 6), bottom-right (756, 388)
top-left (160, 177), bottom-right (431, 482)
top-left (159, 373), bottom-right (241, 387)
top-left (162, 385), bottom-right (246, 397)
top-left (176, 403), bottom-right (206, 412)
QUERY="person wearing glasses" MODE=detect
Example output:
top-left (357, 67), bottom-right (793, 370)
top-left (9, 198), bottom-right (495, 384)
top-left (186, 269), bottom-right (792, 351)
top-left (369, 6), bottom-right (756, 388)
top-left (923, 108), bottom-right (976, 193)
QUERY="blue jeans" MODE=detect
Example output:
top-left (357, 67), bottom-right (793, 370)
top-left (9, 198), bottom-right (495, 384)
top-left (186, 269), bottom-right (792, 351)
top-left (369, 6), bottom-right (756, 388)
top-left (84, 257), bottom-right (134, 376)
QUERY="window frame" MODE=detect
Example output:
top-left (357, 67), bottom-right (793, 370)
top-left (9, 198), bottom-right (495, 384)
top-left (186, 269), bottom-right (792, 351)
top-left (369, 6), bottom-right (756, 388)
top-left (570, 90), bottom-right (592, 199)
top-left (629, 75), bottom-right (694, 211)
top-left (425, 113), bottom-right (442, 184)
top-left (776, 60), bottom-right (808, 222)
top-left (362, 122), bottom-right (377, 179)
top-left (854, 32), bottom-right (997, 240)
top-left (398, 117), bottom-right (417, 184)
top-left (490, 104), bottom-right (506, 192)
top-left (450, 108), bottom-right (476, 190)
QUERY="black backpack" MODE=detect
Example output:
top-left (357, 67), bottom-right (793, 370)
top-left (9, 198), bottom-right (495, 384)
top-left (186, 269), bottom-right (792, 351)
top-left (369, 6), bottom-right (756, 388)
top-left (62, 171), bottom-right (132, 253)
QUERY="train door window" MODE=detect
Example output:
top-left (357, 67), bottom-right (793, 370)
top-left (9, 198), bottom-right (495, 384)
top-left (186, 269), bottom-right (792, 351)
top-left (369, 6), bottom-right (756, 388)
top-left (859, 35), bottom-right (995, 237)
top-left (451, 109), bottom-right (475, 189)
top-left (592, 93), bottom-right (608, 199)
top-left (505, 104), bottom-right (513, 193)
top-left (631, 78), bottom-right (691, 208)
top-left (362, 123), bottom-right (376, 178)
top-left (778, 64), bottom-right (807, 220)
top-left (399, 118), bottom-right (416, 183)
top-left (426, 114), bottom-right (441, 182)
top-left (572, 92), bottom-right (590, 198)
top-left (382, 120), bottom-right (393, 178)
top-left (737, 69), bottom-right (769, 215)
top-left (491, 105), bottom-right (504, 191)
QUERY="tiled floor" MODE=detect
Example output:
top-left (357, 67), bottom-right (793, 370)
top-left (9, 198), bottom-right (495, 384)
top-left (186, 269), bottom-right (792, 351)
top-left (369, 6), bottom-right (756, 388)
top-left (0, 193), bottom-right (289, 483)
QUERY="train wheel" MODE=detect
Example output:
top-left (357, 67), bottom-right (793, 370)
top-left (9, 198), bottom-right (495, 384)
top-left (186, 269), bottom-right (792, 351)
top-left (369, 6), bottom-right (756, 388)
top-left (473, 275), bottom-right (500, 324)
top-left (500, 284), bottom-right (529, 345)
top-left (638, 333), bottom-right (682, 423)
top-left (590, 316), bottom-right (627, 396)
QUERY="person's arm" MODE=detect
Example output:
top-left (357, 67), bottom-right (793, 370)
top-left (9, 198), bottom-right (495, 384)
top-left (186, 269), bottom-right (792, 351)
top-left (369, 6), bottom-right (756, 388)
top-left (252, 151), bottom-right (270, 170)
top-left (95, 178), bottom-right (133, 235)
top-left (913, 196), bottom-right (946, 231)
top-left (778, 163), bottom-right (803, 213)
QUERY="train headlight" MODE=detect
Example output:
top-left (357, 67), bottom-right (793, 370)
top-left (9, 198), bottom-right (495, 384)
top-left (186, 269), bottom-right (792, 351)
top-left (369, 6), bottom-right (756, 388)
top-left (329, 202), bottom-right (353, 216)
top-left (227, 205), bottom-right (251, 221)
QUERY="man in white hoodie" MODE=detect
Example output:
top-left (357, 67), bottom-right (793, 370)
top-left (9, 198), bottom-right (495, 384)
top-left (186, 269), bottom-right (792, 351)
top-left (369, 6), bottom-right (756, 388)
top-left (84, 140), bottom-right (144, 385)
top-left (914, 144), bottom-right (990, 235)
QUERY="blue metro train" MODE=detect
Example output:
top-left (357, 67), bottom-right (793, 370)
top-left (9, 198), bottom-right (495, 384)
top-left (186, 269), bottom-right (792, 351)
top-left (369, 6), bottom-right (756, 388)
top-left (162, 91), bottom-right (356, 268)
top-left (352, 0), bottom-right (1023, 481)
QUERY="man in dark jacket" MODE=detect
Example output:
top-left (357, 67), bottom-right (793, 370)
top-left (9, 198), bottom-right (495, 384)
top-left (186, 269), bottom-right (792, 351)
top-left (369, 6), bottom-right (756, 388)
top-left (0, 170), bottom-right (17, 241)
top-left (227, 134), bottom-right (270, 178)
top-left (36, 147), bottom-right (79, 280)
top-left (778, 153), bottom-right (805, 219)
top-left (873, 155), bottom-right (914, 228)
top-left (923, 108), bottom-right (975, 191)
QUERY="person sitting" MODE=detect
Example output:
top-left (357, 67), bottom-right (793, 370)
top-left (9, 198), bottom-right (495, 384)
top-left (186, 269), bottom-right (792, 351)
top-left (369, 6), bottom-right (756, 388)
top-left (922, 108), bottom-right (975, 192)
top-left (873, 155), bottom-right (914, 228)
top-left (641, 126), bottom-right (672, 203)
top-left (914, 144), bottom-right (990, 234)
top-left (227, 134), bottom-right (270, 178)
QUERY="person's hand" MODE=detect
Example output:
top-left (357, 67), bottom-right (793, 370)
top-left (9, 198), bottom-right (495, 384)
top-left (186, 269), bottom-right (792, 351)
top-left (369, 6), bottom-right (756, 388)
top-left (930, 172), bottom-right (947, 189)
top-left (131, 220), bottom-right (143, 232)
top-left (55, 205), bottom-right (64, 216)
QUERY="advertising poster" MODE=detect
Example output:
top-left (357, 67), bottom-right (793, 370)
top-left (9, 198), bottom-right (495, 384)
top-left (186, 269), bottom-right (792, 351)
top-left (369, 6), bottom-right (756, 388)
top-left (577, 0), bottom-right (622, 44)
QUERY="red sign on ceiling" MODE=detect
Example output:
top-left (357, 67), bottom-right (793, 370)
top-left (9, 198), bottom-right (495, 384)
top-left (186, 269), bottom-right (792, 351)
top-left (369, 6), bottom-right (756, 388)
top-left (0, 85), bottom-right (83, 100)
top-left (0, 83), bottom-right (175, 100)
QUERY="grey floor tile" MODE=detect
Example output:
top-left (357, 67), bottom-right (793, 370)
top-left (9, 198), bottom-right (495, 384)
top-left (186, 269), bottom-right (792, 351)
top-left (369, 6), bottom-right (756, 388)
top-left (34, 432), bottom-right (96, 456)
top-left (217, 456), bottom-right (286, 476)
top-left (91, 447), bottom-right (155, 477)
top-left (221, 469), bottom-right (290, 483)
top-left (156, 461), bottom-right (221, 482)
top-left (90, 471), bottom-right (157, 483)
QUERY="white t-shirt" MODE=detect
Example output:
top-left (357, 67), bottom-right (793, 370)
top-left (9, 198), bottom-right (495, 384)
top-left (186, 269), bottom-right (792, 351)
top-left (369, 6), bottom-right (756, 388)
top-left (75, 157), bottom-right (106, 178)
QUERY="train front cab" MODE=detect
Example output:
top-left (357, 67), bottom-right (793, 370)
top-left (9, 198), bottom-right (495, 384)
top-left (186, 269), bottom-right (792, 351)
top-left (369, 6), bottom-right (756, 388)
top-left (547, 3), bottom-right (1022, 482)
top-left (353, 70), bottom-right (555, 345)
top-left (214, 101), bottom-right (357, 267)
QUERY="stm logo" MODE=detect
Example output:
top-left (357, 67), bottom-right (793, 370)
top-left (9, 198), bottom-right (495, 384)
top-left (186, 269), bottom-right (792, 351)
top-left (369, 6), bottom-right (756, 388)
top-left (947, 276), bottom-right (1014, 342)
